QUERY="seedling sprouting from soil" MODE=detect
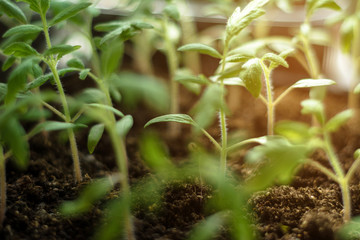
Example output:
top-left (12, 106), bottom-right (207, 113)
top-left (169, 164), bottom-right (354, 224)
top-left (1, 1), bottom-right (93, 182)
top-left (238, 51), bottom-right (336, 135)
top-left (276, 99), bottom-right (356, 222)
top-left (146, 0), bottom-right (271, 174)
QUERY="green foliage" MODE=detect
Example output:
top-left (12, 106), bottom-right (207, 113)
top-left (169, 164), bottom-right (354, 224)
top-left (178, 43), bottom-right (222, 59)
top-left (325, 110), bottom-right (353, 132)
top-left (99, 40), bottom-right (124, 78)
top-left (240, 58), bottom-right (262, 98)
top-left (49, 2), bottom-right (91, 26)
top-left (187, 213), bottom-right (224, 240)
top-left (44, 44), bottom-right (81, 60)
top-left (306, 0), bottom-right (341, 18)
top-left (115, 115), bottom-right (133, 138)
top-left (291, 79), bottom-right (336, 88)
top-left (60, 177), bottom-right (115, 216)
top-left (30, 121), bottom-right (87, 137)
top-left (2, 24), bottom-right (42, 38)
top-left (0, 0), bottom-right (27, 23)
top-left (301, 99), bottom-right (325, 125)
top-left (3, 42), bottom-right (39, 58)
top-left (19, 0), bottom-right (49, 15)
top-left (87, 124), bottom-right (105, 154)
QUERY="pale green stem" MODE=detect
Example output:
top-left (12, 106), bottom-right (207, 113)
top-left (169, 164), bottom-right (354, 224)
top-left (200, 128), bottom-right (222, 151)
top-left (273, 87), bottom-right (293, 106)
top-left (219, 42), bottom-right (229, 174)
top-left (261, 62), bottom-right (274, 135)
top-left (42, 101), bottom-right (66, 121)
top-left (41, 13), bottom-right (82, 182)
top-left (323, 131), bottom-right (351, 222)
top-left (306, 159), bottom-right (338, 183)
top-left (0, 145), bottom-right (6, 227)
top-left (345, 155), bottom-right (360, 182)
top-left (163, 17), bottom-right (180, 137)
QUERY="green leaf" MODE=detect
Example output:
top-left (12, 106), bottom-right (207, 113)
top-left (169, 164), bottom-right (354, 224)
top-left (246, 137), bottom-right (308, 191)
top-left (115, 115), bottom-right (133, 137)
top-left (145, 114), bottom-right (196, 128)
top-left (49, 2), bottom-right (92, 26)
top-left (325, 109), bottom-right (353, 132)
top-left (19, 0), bottom-right (46, 14)
top-left (87, 123), bottom-right (105, 154)
top-left (340, 16), bottom-right (357, 53)
top-left (226, 0), bottom-right (269, 37)
top-left (301, 99), bottom-right (325, 125)
top-left (31, 121), bottom-right (87, 136)
top-left (0, 83), bottom-right (7, 102)
top-left (0, 117), bottom-right (28, 169)
top-left (79, 69), bottom-right (90, 80)
top-left (337, 216), bottom-right (360, 240)
top-left (354, 83), bottom-right (360, 94)
top-left (2, 56), bottom-right (16, 71)
top-left (5, 59), bottom-right (36, 104)
top-left (0, 0), bottom-right (27, 23)
top-left (188, 213), bottom-right (224, 240)
top-left (163, 4), bottom-right (180, 21)
top-left (3, 42), bottom-right (39, 57)
top-left (67, 58), bottom-right (85, 69)
top-left (87, 103), bottom-right (124, 118)
top-left (275, 121), bottom-right (312, 144)
top-left (100, 40), bottom-right (123, 78)
top-left (225, 54), bottom-right (252, 63)
top-left (290, 79), bottom-right (336, 88)
top-left (240, 58), bottom-right (262, 98)
top-left (262, 52), bottom-right (289, 68)
top-left (44, 45), bottom-right (81, 59)
top-left (60, 177), bottom-right (115, 216)
top-left (3, 24), bottom-right (43, 38)
top-left (26, 73), bottom-right (51, 90)
top-left (178, 43), bottom-right (222, 59)
top-left (307, 0), bottom-right (341, 17)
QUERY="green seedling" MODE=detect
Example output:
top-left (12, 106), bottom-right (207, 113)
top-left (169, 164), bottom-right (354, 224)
top-left (275, 99), bottom-right (356, 222)
top-left (238, 52), bottom-right (336, 135)
top-left (1, 0), bottom-right (93, 183)
top-left (294, 0), bottom-right (340, 104)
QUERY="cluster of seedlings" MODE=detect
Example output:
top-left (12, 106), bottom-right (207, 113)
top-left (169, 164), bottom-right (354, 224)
top-left (1, 0), bottom-right (360, 239)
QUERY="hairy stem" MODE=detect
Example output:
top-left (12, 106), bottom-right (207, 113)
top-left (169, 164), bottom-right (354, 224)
top-left (41, 13), bottom-right (82, 182)
top-left (261, 62), bottom-right (274, 135)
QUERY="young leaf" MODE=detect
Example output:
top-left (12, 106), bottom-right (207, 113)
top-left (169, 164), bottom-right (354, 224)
top-left (262, 52), bottom-right (289, 68)
top-left (340, 16), bottom-right (356, 53)
top-left (306, 0), bottom-right (341, 18)
top-left (79, 69), bottom-right (90, 80)
top-left (188, 213), bottom-right (224, 240)
top-left (30, 121), bottom-right (87, 137)
top-left (240, 58), bottom-right (262, 98)
top-left (26, 73), bottom-right (52, 90)
top-left (67, 58), bottom-right (85, 69)
top-left (0, 0), bottom-right (27, 23)
top-left (87, 103), bottom-right (124, 118)
top-left (178, 43), bottom-right (222, 59)
top-left (354, 83), bottom-right (360, 94)
top-left (20, 0), bottom-right (49, 15)
top-left (145, 114), bottom-right (196, 128)
top-left (100, 40), bottom-right (123, 78)
top-left (275, 121), bottom-right (311, 144)
top-left (3, 42), bottom-right (39, 57)
top-left (301, 99), bottom-right (325, 125)
top-left (3, 24), bottom-right (43, 38)
top-left (44, 45), bottom-right (81, 59)
top-left (115, 115), bottom-right (133, 137)
top-left (290, 79), bottom-right (336, 89)
top-left (226, 0), bottom-right (269, 38)
top-left (163, 4), bottom-right (180, 21)
top-left (60, 177), bottom-right (115, 216)
top-left (1, 117), bottom-right (28, 169)
top-left (325, 109), bottom-right (353, 132)
top-left (87, 123), bottom-right (105, 154)
top-left (2, 56), bottom-right (16, 71)
top-left (49, 2), bottom-right (92, 26)
top-left (5, 59), bottom-right (35, 104)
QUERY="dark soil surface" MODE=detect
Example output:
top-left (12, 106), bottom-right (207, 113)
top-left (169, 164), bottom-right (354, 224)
top-left (0, 84), bottom-right (359, 240)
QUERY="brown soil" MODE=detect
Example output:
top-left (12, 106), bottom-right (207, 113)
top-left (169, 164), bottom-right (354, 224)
top-left (0, 84), bottom-right (359, 240)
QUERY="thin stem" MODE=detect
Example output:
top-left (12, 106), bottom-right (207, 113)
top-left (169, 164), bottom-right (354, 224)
top-left (0, 146), bottom-right (6, 227)
top-left (41, 13), bottom-right (82, 182)
top-left (345, 155), bottom-right (360, 182)
top-left (219, 42), bottom-right (229, 174)
top-left (42, 101), bottom-right (66, 121)
top-left (200, 128), bottom-right (222, 151)
top-left (306, 159), bottom-right (338, 183)
top-left (163, 17), bottom-right (180, 137)
top-left (274, 87), bottom-right (293, 106)
top-left (259, 94), bottom-right (268, 105)
top-left (261, 62), bottom-right (274, 135)
top-left (340, 178), bottom-right (351, 223)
